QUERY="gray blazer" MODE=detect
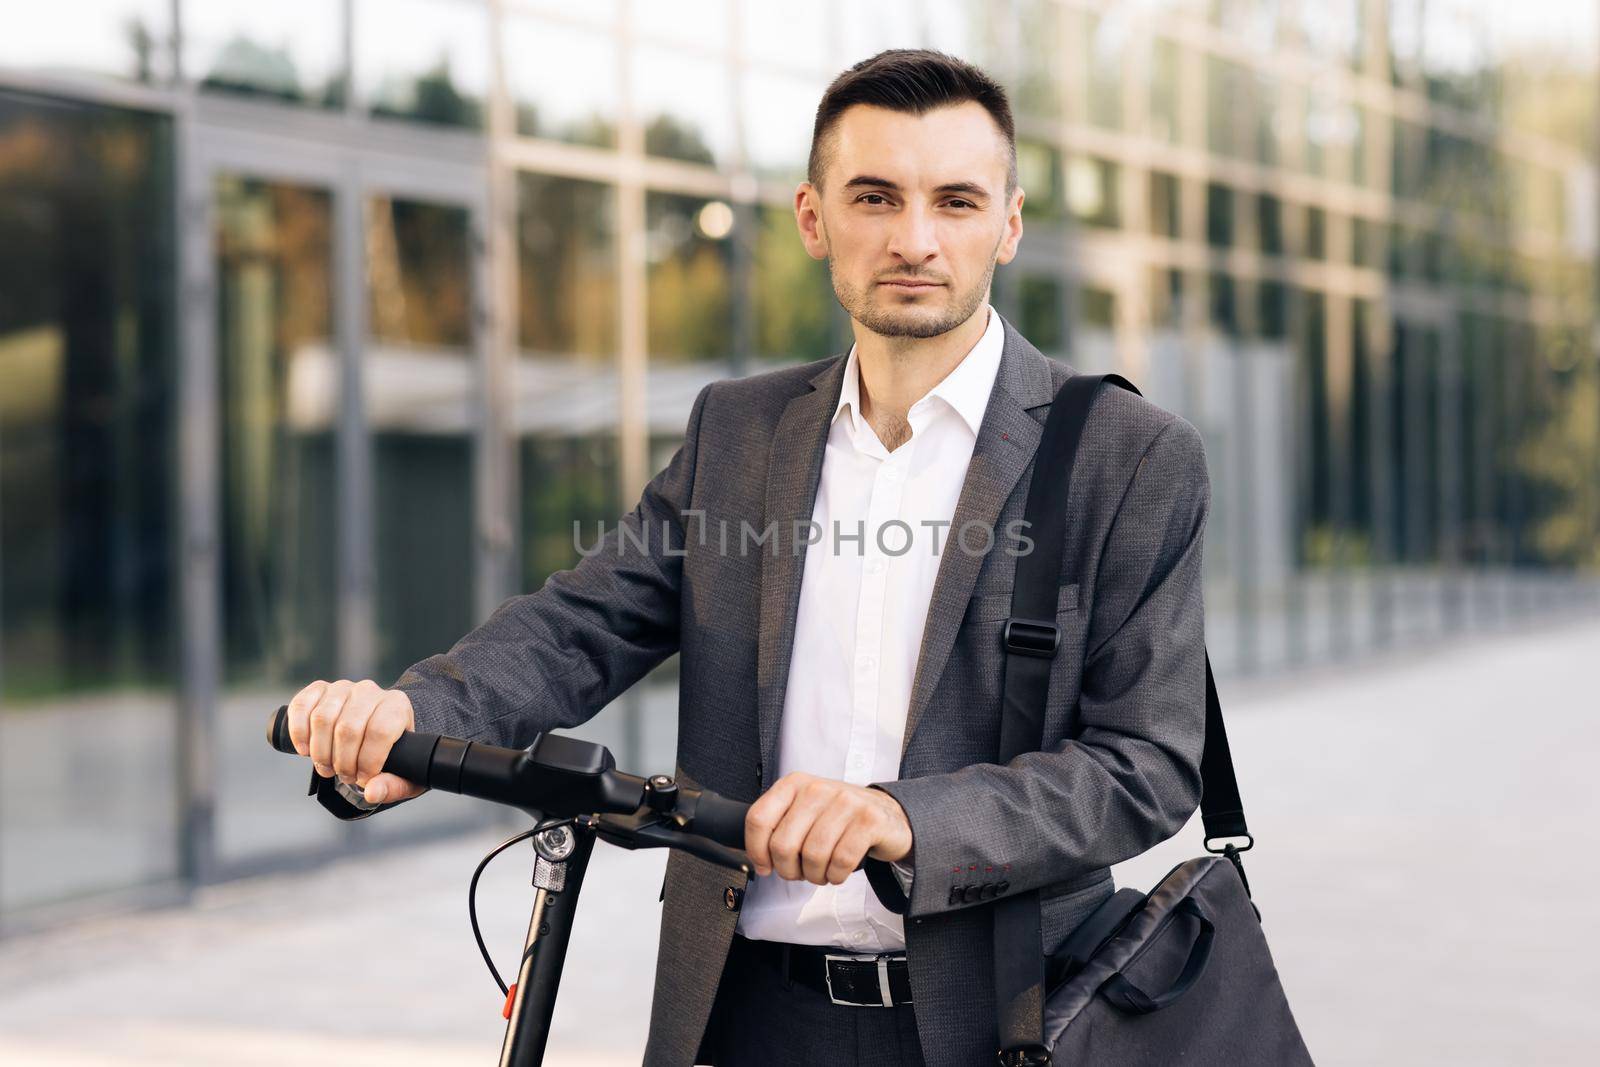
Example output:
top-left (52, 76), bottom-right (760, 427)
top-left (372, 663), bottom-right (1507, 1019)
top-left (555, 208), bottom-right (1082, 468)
top-left (391, 314), bottom-right (1212, 1066)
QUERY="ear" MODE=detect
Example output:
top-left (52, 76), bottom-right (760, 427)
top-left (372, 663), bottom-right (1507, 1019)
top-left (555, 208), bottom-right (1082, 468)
top-left (795, 182), bottom-right (829, 260)
top-left (995, 185), bottom-right (1025, 266)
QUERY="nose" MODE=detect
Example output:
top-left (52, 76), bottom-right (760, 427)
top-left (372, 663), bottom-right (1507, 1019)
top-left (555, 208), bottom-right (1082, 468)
top-left (885, 201), bottom-right (939, 268)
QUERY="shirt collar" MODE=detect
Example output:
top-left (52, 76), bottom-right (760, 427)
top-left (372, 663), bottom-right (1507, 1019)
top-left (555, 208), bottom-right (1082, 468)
top-left (832, 302), bottom-right (1004, 439)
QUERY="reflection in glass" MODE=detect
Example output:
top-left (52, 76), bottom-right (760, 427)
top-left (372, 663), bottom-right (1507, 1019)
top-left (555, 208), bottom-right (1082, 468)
top-left (1205, 182), bottom-right (1232, 247)
top-left (1075, 7), bottom-right (1123, 130)
top-left (185, 1), bottom-right (345, 106)
top-left (517, 174), bottom-right (621, 592)
top-left (1018, 141), bottom-right (1062, 221)
top-left (355, 0), bottom-right (489, 128)
top-left (633, 0), bottom-right (730, 52)
top-left (0, 91), bottom-right (178, 911)
top-left (0, 1), bottom-right (172, 85)
top-left (1065, 156), bottom-right (1118, 228)
top-left (646, 191), bottom-right (735, 366)
top-left (742, 71), bottom-right (825, 180)
top-left (633, 47), bottom-right (733, 166)
top-left (522, 434), bottom-right (621, 596)
top-left (740, 0), bottom-right (829, 70)
top-left (1150, 35), bottom-right (1181, 143)
top-left (1013, 0), bottom-right (1062, 118)
top-left (214, 175), bottom-right (339, 861)
top-left (841, 0), bottom-right (938, 64)
top-left (517, 173), bottom-right (617, 359)
top-left (1016, 275), bottom-right (1064, 353)
top-left (1081, 286), bottom-right (1116, 330)
top-left (364, 198), bottom-right (475, 686)
top-left (753, 204), bottom-right (835, 364)
top-left (504, 17), bottom-right (617, 147)
top-left (1148, 171), bottom-right (1180, 238)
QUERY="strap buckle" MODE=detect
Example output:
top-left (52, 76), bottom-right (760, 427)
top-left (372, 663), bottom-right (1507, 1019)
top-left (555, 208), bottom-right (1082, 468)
top-left (996, 1047), bottom-right (1052, 1066)
top-left (823, 952), bottom-right (901, 1007)
top-left (1002, 617), bottom-right (1060, 659)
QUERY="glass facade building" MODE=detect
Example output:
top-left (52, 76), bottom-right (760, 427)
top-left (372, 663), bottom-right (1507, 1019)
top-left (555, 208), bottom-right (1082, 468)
top-left (1, 0), bottom-right (1597, 930)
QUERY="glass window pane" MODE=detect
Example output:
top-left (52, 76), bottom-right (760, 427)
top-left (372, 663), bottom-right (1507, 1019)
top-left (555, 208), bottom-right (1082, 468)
top-left (1065, 156), bottom-right (1119, 228)
top-left (633, 48), bottom-right (734, 167)
top-left (1013, 0), bottom-right (1063, 119)
top-left (1148, 171), bottom-right (1180, 238)
top-left (740, 0), bottom-right (829, 70)
top-left (366, 199), bottom-right (473, 349)
top-left (633, 0), bottom-right (730, 52)
top-left (185, 0), bottom-right (346, 106)
top-left (365, 197), bottom-right (476, 684)
top-left (742, 71), bottom-right (825, 181)
top-left (1205, 181), bottom-right (1232, 247)
top-left (1018, 141), bottom-right (1063, 221)
top-left (1257, 193), bottom-right (1284, 255)
top-left (0, 91), bottom-right (179, 912)
top-left (521, 433), bottom-right (621, 596)
top-left (0, 1), bottom-right (173, 84)
top-left (645, 191), bottom-right (735, 367)
top-left (1016, 274), bottom-right (1064, 353)
top-left (214, 175), bottom-right (341, 862)
top-left (842, 0), bottom-right (935, 63)
top-left (1077, 8), bottom-right (1123, 129)
top-left (754, 204), bottom-right (836, 364)
top-left (504, 17), bottom-right (618, 147)
top-left (1081, 285), bottom-right (1117, 330)
top-left (1150, 35), bottom-right (1180, 143)
top-left (356, 0), bottom-right (490, 128)
top-left (517, 173), bottom-right (617, 359)
top-left (514, 180), bottom-right (622, 594)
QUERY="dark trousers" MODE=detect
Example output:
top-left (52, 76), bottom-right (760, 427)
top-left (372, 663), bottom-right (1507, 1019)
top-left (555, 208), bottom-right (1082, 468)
top-left (699, 934), bottom-right (928, 1066)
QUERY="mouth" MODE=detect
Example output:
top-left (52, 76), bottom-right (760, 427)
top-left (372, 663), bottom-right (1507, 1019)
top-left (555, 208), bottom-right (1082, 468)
top-left (879, 280), bottom-right (943, 291)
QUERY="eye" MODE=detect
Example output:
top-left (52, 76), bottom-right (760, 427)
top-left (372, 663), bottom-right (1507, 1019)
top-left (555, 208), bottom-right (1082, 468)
top-left (945, 199), bottom-right (977, 210)
top-left (856, 193), bottom-right (891, 205)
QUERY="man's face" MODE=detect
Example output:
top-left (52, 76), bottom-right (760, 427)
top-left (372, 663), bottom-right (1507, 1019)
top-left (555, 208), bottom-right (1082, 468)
top-left (796, 101), bottom-right (1023, 340)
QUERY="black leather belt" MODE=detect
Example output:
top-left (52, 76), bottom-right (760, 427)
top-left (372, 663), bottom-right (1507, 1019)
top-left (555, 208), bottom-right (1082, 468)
top-left (734, 934), bottom-right (913, 1007)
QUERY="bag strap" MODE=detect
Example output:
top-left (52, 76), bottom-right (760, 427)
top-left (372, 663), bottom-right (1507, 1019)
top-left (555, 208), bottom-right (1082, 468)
top-left (993, 373), bottom-right (1250, 1066)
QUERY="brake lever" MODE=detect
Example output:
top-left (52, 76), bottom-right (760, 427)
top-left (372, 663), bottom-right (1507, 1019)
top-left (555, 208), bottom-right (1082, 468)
top-left (584, 812), bottom-right (752, 875)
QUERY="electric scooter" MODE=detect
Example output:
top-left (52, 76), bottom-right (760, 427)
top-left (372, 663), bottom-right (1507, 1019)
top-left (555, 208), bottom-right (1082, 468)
top-left (266, 707), bottom-right (754, 1066)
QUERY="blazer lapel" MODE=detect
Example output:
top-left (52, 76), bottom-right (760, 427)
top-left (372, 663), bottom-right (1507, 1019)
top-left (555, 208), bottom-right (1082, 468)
top-left (756, 355), bottom-right (847, 791)
top-left (898, 317), bottom-right (1058, 765)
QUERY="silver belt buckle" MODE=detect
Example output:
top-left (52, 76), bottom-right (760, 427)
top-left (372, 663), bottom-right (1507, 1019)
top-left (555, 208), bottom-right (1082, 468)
top-left (823, 952), bottom-right (899, 1007)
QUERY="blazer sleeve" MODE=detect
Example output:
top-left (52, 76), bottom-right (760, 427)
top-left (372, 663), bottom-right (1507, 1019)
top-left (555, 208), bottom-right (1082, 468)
top-left (369, 380), bottom-right (716, 814)
top-left (862, 416), bottom-right (1211, 918)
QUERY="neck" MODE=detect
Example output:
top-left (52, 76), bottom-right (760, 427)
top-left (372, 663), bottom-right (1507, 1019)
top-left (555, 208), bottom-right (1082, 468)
top-left (853, 304), bottom-right (990, 429)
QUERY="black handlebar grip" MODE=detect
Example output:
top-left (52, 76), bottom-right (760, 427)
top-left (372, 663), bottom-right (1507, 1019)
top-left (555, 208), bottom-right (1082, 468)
top-left (268, 705), bottom-right (298, 754)
top-left (268, 704), bottom-right (441, 790)
top-left (383, 729), bottom-right (441, 788)
top-left (688, 789), bottom-right (749, 850)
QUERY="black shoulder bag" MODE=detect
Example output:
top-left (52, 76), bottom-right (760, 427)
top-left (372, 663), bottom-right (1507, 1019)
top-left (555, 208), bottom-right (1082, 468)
top-left (994, 373), bottom-right (1313, 1066)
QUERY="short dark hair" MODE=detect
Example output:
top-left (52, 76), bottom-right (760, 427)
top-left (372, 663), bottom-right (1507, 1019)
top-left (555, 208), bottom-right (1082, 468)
top-left (808, 49), bottom-right (1017, 199)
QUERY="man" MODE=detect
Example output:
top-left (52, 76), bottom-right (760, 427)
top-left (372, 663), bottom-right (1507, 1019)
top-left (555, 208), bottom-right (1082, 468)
top-left (285, 49), bottom-right (1211, 1067)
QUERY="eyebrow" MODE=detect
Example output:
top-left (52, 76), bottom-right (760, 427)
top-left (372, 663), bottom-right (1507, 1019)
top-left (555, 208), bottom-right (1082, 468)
top-left (841, 175), bottom-right (992, 203)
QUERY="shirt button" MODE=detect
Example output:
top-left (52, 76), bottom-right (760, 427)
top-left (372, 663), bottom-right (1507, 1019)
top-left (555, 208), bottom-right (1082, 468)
top-left (860, 657), bottom-right (875, 670)
top-left (851, 755), bottom-right (866, 769)
top-left (867, 559), bottom-right (884, 574)
top-left (851, 931), bottom-right (868, 944)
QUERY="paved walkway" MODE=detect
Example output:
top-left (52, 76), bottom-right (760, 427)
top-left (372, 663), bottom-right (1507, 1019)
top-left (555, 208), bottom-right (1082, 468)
top-left (3, 613), bottom-right (1598, 1065)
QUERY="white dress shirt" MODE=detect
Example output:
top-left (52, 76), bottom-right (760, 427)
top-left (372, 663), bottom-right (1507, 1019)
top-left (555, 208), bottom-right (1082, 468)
top-left (735, 303), bottom-right (1006, 952)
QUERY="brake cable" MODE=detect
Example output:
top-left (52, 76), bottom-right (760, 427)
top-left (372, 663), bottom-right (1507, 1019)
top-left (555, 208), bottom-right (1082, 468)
top-left (469, 816), bottom-right (573, 996)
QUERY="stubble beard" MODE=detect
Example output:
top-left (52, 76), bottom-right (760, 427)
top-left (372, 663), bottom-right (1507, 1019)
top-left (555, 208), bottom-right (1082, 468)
top-left (827, 247), bottom-right (999, 340)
